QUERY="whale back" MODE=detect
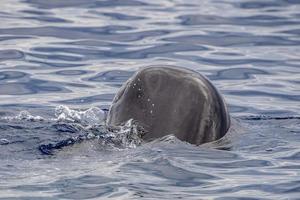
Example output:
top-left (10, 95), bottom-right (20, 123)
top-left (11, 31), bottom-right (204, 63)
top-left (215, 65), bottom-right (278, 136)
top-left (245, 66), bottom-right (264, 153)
top-left (107, 66), bottom-right (230, 145)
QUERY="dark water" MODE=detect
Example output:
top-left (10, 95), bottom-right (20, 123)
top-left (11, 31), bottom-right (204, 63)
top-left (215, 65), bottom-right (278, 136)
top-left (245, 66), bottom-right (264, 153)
top-left (0, 0), bottom-right (300, 199)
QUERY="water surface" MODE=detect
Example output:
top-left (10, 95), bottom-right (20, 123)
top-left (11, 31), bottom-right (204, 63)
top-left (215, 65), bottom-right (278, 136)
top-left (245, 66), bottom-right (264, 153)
top-left (0, 0), bottom-right (300, 199)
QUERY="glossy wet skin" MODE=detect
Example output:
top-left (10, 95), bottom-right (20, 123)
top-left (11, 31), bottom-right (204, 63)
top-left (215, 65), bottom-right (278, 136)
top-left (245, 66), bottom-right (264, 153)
top-left (107, 66), bottom-right (230, 145)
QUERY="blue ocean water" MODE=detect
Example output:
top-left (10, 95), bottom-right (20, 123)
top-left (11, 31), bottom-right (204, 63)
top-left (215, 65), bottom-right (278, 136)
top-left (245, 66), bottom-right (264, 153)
top-left (0, 0), bottom-right (300, 199)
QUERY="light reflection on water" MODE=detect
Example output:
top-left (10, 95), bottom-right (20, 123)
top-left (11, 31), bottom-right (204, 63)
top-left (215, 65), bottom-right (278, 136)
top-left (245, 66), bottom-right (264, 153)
top-left (0, 0), bottom-right (299, 199)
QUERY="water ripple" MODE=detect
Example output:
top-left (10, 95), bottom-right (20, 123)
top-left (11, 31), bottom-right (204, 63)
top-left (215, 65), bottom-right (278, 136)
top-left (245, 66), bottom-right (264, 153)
top-left (0, 26), bottom-right (169, 42)
top-left (165, 33), bottom-right (300, 47)
top-left (0, 49), bottom-right (25, 61)
top-left (179, 14), bottom-right (300, 27)
top-left (87, 70), bottom-right (134, 87)
top-left (0, 0), bottom-right (300, 199)
top-left (209, 68), bottom-right (268, 80)
top-left (25, 0), bottom-right (150, 9)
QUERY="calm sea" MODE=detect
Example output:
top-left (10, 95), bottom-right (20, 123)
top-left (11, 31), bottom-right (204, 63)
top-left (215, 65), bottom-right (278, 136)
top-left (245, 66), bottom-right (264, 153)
top-left (0, 0), bottom-right (299, 199)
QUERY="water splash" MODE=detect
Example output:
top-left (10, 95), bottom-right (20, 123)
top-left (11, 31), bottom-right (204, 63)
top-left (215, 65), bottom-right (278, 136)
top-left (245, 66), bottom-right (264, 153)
top-left (103, 119), bottom-right (144, 149)
top-left (55, 105), bottom-right (106, 125)
top-left (39, 119), bottom-right (144, 155)
top-left (43, 107), bottom-right (143, 154)
top-left (0, 106), bottom-right (144, 155)
top-left (2, 110), bottom-right (44, 121)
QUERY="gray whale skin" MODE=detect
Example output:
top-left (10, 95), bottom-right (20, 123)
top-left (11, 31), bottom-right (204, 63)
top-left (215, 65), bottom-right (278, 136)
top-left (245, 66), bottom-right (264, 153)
top-left (107, 66), bottom-right (230, 145)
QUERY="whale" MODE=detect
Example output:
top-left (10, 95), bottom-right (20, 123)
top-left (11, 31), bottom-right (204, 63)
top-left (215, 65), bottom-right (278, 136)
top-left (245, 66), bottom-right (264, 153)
top-left (106, 66), bottom-right (230, 145)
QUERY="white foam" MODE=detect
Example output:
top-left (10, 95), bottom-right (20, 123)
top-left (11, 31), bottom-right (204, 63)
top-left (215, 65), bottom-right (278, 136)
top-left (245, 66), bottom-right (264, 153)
top-left (55, 105), bottom-right (106, 125)
top-left (3, 110), bottom-right (44, 121)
